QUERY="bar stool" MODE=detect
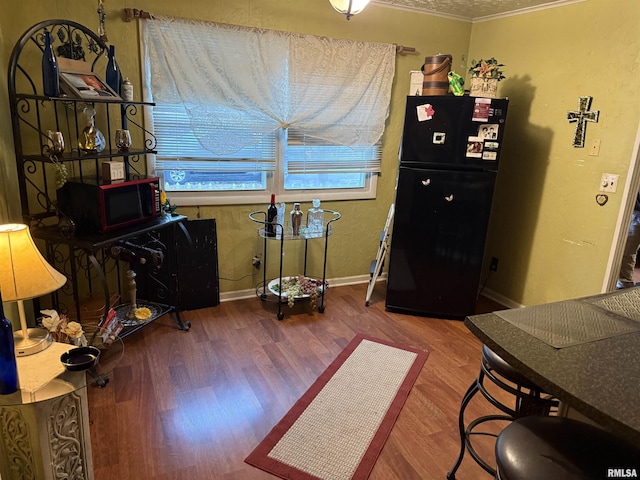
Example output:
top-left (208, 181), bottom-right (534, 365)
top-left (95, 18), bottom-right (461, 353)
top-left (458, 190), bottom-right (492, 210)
top-left (446, 345), bottom-right (558, 479)
top-left (495, 416), bottom-right (640, 480)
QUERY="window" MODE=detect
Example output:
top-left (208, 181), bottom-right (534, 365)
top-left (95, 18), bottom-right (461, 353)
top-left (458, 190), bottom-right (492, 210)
top-left (142, 18), bottom-right (394, 205)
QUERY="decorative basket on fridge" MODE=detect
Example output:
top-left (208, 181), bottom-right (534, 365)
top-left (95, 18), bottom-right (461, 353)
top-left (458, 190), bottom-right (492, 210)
top-left (468, 58), bottom-right (505, 98)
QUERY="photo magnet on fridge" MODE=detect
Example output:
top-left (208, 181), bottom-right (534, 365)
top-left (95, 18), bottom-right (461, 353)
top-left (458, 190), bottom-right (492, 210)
top-left (466, 136), bottom-right (483, 158)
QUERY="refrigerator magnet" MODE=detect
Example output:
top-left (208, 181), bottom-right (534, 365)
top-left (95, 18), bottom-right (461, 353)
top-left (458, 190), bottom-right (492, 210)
top-left (478, 124), bottom-right (499, 140)
top-left (417, 103), bottom-right (435, 122)
top-left (483, 141), bottom-right (499, 160)
top-left (466, 136), bottom-right (483, 158)
top-left (433, 132), bottom-right (446, 144)
top-left (472, 98), bottom-right (491, 122)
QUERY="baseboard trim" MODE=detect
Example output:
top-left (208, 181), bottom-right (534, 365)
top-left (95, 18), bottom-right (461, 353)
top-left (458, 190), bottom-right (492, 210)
top-left (219, 274), bottom-right (386, 303)
top-left (481, 288), bottom-right (523, 309)
top-left (220, 276), bottom-right (521, 310)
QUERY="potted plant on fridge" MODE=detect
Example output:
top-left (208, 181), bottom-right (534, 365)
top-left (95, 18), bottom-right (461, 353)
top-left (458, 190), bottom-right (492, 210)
top-left (468, 57), bottom-right (505, 98)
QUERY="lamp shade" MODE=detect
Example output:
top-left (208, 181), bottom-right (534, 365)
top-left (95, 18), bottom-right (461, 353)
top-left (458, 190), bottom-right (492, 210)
top-left (0, 224), bottom-right (66, 302)
top-left (329, 0), bottom-right (371, 19)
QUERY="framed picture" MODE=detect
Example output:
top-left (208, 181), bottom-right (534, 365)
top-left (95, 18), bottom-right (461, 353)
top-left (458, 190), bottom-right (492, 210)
top-left (59, 70), bottom-right (121, 100)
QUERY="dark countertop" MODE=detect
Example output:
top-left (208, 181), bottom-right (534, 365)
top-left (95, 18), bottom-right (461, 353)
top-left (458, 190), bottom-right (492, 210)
top-left (466, 295), bottom-right (640, 448)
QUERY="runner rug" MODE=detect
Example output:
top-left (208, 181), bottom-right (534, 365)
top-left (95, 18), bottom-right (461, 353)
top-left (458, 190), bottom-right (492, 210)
top-left (245, 333), bottom-right (429, 480)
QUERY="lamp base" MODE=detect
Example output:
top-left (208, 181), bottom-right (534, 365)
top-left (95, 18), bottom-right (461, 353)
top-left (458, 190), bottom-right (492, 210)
top-left (14, 328), bottom-right (53, 357)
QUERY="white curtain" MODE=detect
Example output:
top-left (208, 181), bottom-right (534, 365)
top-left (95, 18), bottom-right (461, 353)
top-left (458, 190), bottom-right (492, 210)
top-left (142, 17), bottom-right (395, 155)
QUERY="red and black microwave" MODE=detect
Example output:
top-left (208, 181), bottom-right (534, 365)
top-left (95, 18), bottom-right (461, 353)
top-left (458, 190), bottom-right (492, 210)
top-left (56, 176), bottom-right (161, 233)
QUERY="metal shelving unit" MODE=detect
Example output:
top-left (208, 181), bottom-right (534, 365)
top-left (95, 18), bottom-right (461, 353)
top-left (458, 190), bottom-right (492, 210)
top-left (7, 19), bottom-right (191, 334)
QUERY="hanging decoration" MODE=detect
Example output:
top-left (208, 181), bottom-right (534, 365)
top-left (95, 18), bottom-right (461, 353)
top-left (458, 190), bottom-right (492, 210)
top-left (567, 96), bottom-right (599, 148)
top-left (97, 0), bottom-right (108, 42)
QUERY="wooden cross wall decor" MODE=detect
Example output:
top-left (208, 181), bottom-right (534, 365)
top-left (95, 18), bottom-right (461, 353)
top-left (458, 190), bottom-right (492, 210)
top-left (567, 96), bottom-right (599, 148)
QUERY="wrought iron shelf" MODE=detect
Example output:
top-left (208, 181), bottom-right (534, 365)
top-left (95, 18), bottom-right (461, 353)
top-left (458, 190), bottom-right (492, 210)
top-left (21, 148), bottom-right (157, 163)
top-left (15, 92), bottom-right (155, 107)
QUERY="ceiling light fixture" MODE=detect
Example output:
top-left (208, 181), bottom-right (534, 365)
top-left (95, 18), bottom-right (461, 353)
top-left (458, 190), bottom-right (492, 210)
top-left (329, 0), bottom-right (371, 20)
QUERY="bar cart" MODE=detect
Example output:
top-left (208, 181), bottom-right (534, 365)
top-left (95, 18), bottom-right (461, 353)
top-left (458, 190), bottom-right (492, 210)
top-left (249, 209), bottom-right (341, 320)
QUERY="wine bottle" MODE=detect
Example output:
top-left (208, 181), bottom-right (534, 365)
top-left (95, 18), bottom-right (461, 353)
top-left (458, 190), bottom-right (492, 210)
top-left (266, 194), bottom-right (277, 237)
top-left (105, 45), bottom-right (122, 96)
top-left (0, 289), bottom-right (19, 395)
top-left (42, 29), bottom-right (60, 97)
top-left (109, 244), bottom-right (147, 265)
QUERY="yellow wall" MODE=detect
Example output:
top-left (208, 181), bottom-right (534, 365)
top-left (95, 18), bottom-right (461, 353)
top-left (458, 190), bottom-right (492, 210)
top-left (471, 0), bottom-right (640, 305)
top-left (1, 0), bottom-right (638, 307)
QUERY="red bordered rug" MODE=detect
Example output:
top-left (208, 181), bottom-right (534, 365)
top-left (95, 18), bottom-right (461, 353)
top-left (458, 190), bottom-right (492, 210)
top-left (245, 333), bottom-right (429, 480)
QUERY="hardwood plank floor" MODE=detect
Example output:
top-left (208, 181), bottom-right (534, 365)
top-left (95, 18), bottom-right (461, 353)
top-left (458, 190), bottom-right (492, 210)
top-left (88, 282), bottom-right (509, 479)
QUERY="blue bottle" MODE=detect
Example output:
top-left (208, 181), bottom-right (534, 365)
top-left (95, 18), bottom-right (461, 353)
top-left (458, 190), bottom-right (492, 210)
top-left (42, 29), bottom-right (60, 97)
top-left (105, 45), bottom-right (122, 96)
top-left (0, 290), bottom-right (19, 395)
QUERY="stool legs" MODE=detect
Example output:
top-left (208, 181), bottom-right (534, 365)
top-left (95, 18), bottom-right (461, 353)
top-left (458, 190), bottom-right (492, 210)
top-left (447, 379), bottom-right (479, 480)
top-left (447, 372), bottom-right (512, 479)
top-left (448, 347), bottom-right (559, 479)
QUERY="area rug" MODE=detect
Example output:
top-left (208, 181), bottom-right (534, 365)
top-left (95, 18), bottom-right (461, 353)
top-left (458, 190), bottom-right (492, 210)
top-left (245, 333), bottom-right (429, 480)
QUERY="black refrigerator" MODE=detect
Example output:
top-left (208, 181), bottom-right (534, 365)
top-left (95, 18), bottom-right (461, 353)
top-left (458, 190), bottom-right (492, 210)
top-left (385, 95), bottom-right (509, 318)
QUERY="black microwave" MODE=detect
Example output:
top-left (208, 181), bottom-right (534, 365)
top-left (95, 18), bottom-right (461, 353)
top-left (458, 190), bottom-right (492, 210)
top-left (56, 177), bottom-right (161, 233)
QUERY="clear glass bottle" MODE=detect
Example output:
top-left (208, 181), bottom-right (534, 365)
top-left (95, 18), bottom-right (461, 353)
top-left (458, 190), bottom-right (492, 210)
top-left (275, 202), bottom-right (286, 238)
top-left (291, 202), bottom-right (303, 236)
top-left (0, 289), bottom-right (19, 395)
top-left (78, 107), bottom-right (106, 153)
top-left (41, 29), bottom-right (60, 97)
top-left (307, 198), bottom-right (324, 236)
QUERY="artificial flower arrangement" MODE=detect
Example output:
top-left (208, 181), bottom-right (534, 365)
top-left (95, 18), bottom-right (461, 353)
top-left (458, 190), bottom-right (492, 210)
top-left (40, 309), bottom-right (87, 346)
top-left (468, 58), bottom-right (506, 81)
top-left (40, 308), bottom-right (125, 347)
top-left (160, 190), bottom-right (178, 215)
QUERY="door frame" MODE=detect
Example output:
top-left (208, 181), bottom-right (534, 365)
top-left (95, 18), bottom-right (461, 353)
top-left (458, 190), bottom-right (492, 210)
top-left (602, 119), bottom-right (640, 292)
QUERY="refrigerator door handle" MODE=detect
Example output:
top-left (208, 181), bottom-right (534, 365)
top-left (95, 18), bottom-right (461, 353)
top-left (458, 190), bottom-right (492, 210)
top-left (444, 194), bottom-right (454, 202)
top-left (421, 179), bottom-right (431, 186)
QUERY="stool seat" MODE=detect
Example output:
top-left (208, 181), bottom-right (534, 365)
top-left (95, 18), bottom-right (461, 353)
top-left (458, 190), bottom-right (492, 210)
top-left (495, 416), bottom-right (640, 480)
top-left (482, 345), bottom-right (540, 390)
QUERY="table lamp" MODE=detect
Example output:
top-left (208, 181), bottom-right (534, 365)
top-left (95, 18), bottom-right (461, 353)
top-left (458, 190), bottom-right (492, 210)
top-left (0, 224), bottom-right (67, 356)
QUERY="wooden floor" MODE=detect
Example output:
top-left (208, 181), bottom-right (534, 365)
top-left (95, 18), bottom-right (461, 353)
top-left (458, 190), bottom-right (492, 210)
top-left (88, 282), bottom-right (509, 480)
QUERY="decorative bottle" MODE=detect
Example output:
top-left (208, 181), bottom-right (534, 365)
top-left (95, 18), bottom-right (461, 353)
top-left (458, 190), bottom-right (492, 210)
top-left (78, 107), bottom-right (106, 153)
top-left (291, 203), bottom-right (303, 236)
top-left (0, 290), bottom-right (19, 395)
top-left (42, 29), bottom-right (60, 97)
top-left (105, 45), bottom-right (122, 96)
top-left (266, 194), bottom-right (277, 237)
top-left (307, 198), bottom-right (324, 236)
top-left (121, 78), bottom-right (134, 102)
top-left (275, 202), bottom-right (286, 239)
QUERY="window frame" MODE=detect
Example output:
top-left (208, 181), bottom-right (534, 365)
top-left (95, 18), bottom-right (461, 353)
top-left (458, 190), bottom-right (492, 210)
top-left (144, 124), bottom-right (379, 206)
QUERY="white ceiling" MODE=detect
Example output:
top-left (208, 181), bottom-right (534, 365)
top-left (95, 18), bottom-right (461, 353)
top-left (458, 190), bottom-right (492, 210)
top-left (370, 0), bottom-right (582, 21)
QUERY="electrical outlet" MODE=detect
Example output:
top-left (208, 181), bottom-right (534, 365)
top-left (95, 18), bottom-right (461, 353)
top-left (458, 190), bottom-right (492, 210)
top-left (589, 139), bottom-right (601, 156)
top-left (490, 257), bottom-right (499, 272)
top-left (252, 255), bottom-right (261, 269)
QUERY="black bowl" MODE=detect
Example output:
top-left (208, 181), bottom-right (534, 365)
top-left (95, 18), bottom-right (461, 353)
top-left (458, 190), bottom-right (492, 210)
top-left (60, 346), bottom-right (101, 371)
